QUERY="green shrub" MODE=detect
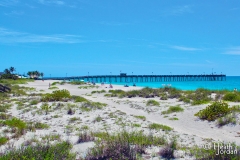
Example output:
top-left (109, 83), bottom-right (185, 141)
top-left (100, 90), bottom-right (106, 93)
top-left (34, 122), bottom-right (50, 129)
top-left (146, 99), bottom-right (160, 106)
top-left (169, 117), bottom-right (179, 120)
top-left (4, 118), bottom-right (26, 135)
top-left (148, 123), bottom-right (172, 131)
top-left (160, 93), bottom-right (168, 100)
top-left (0, 113), bottom-right (10, 120)
top-left (51, 82), bottom-right (59, 86)
top-left (104, 94), bottom-right (112, 97)
top-left (162, 105), bottom-right (184, 114)
top-left (217, 113), bottom-right (237, 126)
top-left (5, 118), bottom-right (26, 130)
top-left (0, 137), bottom-right (8, 146)
top-left (0, 141), bottom-right (75, 160)
top-left (194, 101), bottom-right (230, 121)
top-left (132, 123), bottom-right (141, 127)
top-left (41, 103), bottom-right (52, 115)
top-left (179, 96), bottom-right (190, 103)
top-left (0, 104), bottom-right (11, 112)
top-left (187, 88), bottom-right (212, 105)
top-left (126, 90), bottom-right (139, 98)
top-left (71, 95), bottom-right (89, 103)
top-left (94, 116), bottom-right (102, 122)
top-left (231, 105), bottom-right (240, 112)
top-left (30, 100), bottom-right (39, 105)
top-left (69, 81), bottom-right (85, 85)
top-left (69, 117), bottom-right (81, 122)
top-left (48, 86), bottom-right (59, 90)
top-left (86, 130), bottom-right (166, 159)
top-left (223, 92), bottom-right (240, 102)
top-left (41, 89), bottom-right (71, 102)
top-left (168, 88), bottom-right (182, 99)
top-left (134, 115), bottom-right (146, 121)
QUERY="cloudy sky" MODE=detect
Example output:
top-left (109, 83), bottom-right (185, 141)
top-left (1, 0), bottom-right (240, 76)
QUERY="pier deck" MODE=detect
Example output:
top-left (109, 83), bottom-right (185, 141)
top-left (42, 74), bottom-right (226, 83)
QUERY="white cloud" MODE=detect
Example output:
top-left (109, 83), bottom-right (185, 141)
top-left (171, 45), bottom-right (201, 51)
top-left (38, 0), bottom-right (65, 6)
top-left (170, 63), bottom-right (211, 67)
top-left (224, 47), bottom-right (240, 55)
top-left (0, 0), bottom-right (18, 7)
top-left (0, 27), bottom-right (84, 44)
top-left (162, 5), bottom-right (193, 16)
top-left (4, 11), bottom-right (24, 16)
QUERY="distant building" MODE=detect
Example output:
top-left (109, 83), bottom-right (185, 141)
top-left (120, 73), bottom-right (127, 76)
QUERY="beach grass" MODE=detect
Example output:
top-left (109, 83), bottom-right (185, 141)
top-left (148, 123), bottom-right (173, 131)
top-left (161, 105), bottom-right (184, 114)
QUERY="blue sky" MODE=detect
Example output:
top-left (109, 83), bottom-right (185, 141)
top-left (1, 0), bottom-right (240, 77)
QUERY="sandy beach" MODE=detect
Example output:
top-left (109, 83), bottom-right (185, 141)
top-left (1, 80), bottom-right (240, 159)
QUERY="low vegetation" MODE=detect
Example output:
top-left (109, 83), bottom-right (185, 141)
top-left (223, 92), bottom-right (240, 102)
top-left (162, 105), bottom-right (184, 114)
top-left (195, 101), bottom-right (230, 121)
top-left (85, 130), bottom-right (166, 159)
top-left (217, 113), bottom-right (237, 126)
top-left (0, 141), bottom-right (75, 160)
top-left (41, 89), bottom-right (71, 102)
top-left (190, 142), bottom-right (240, 160)
top-left (148, 123), bottom-right (173, 131)
top-left (134, 115), bottom-right (146, 121)
top-left (146, 99), bottom-right (160, 106)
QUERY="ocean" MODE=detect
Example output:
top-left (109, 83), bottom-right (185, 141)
top-left (106, 76), bottom-right (240, 91)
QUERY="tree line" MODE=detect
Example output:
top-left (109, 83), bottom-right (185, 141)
top-left (1, 66), bottom-right (44, 79)
top-left (1, 67), bottom-right (18, 79)
top-left (27, 71), bottom-right (44, 79)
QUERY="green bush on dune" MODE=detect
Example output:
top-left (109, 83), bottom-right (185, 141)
top-left (71, 95), bottom-right (89, 102)
top-left (41, 89), bottom-right (71, 102)
top-left (223, 92), bottom-right (240, 102)
top-left (146, 99), bottom-right (160, 106)
top-left (194, 101), bottom-right (230, 121)
top-left (161, 105), bottom-right (184, 114)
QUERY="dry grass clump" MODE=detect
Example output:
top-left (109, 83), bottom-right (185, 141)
top-left (217, 113), bottom-right (237, 126)
top-left (159, 138), bottom-right (177, 159)
top-left (77, 131), bottom-right (95, 144)
top-left (85, 130), bottom-right (166, 160)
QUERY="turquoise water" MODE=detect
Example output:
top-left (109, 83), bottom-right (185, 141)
top-left (105, 76), bottom-right (240, 91)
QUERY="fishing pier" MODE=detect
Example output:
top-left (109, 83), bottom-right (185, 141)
top-left (43, 74), bottom-right (226, 83)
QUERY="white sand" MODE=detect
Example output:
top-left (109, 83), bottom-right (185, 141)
top-left (1, 80), bottom-right (239, 159)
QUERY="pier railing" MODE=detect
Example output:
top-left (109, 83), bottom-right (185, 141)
top-left (42, 74), bottom-right (226, 83)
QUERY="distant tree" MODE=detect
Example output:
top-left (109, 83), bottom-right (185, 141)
top-left (40, 72), bottom-right (44, 79)
top-left (34, 71), bottom-right (40, 78)
top-left (9, 66), bottom-right (16, 74)
top-left (2, 67), bottom-right (17, 79)
top-left (4, 69), bottom-right (10, 74)
top-left (27, 71), bottom-right (33, 78)
top-left (27, 71), bottom-right (43, 79)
